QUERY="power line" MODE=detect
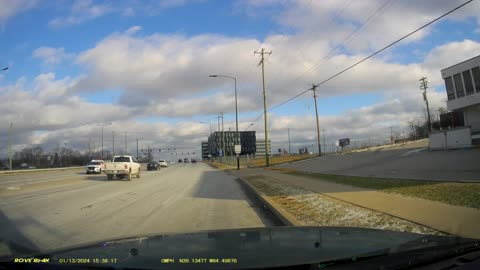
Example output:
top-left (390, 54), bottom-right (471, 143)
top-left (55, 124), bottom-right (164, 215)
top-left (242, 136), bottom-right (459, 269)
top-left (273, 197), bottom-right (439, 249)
top-left (246, 0), bottom-right (475, 128)
top-left (285, 0), bottom-right (355, 68)
top-left (279, 0), bottom-right (396, 91)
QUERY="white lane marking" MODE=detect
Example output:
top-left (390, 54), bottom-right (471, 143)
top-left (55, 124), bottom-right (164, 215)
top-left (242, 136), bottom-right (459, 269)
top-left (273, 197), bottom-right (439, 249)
top-left (162, 194), bottom-right (176, 206)
top-left (401, 148), bottom-right (427, 157)
top-left (6, 186), bottom-right (21, 190)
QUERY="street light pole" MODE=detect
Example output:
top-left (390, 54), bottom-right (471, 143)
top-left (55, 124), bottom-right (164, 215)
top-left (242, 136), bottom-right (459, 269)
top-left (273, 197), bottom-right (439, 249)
top-left (8, 122), bottom-right (13, 170)
top-left (288, 128), bottom-right (291, 155)
top-left (209, 74), bottom-right (240, 170)
top-left (101, 123), bottom-right (112, 160)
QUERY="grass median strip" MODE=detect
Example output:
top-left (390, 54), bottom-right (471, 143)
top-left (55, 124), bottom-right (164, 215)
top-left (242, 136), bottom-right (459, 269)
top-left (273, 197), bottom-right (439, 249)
top-left (244, 176), bottom-right (444, 235)
top-left (288, 172), bottom-right (480, 210)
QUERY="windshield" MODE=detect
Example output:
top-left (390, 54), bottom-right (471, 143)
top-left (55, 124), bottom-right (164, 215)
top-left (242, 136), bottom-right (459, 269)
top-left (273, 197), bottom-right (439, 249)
top-left (87, 162), bottom-right (102, 166)
top-left (1, 0), bottom-right (479, 268)
top-left (113, 157), bottom-right (131, 162)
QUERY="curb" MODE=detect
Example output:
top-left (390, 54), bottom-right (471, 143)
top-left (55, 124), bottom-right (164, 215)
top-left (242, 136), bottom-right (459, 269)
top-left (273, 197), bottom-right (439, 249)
top-left (236, 176), bottom-right (302, 226)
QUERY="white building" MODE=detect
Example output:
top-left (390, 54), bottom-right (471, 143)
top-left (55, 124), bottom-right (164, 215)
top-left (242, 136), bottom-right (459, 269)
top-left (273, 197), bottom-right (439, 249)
top-left (432, 55), bottom-right (480, 148)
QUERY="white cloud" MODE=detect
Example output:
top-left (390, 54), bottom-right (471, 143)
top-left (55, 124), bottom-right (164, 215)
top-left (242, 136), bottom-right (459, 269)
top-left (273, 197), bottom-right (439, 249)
top-left (0, 0), bottom-right (37, 26)
top-left (244, 0), bottom-right (480, 55)
top-left (48, 0), bottom-right (202, 28)
top-left (48, 0), bottom-right (113, 28)
top-left (32, 47), bottom-right (74, 65)
top-left (423, 39), bottom-right (480, 72)
top-left (60, 25), bottom-right (479, 121)
top-left (125, 25), bottom-right (142, 35)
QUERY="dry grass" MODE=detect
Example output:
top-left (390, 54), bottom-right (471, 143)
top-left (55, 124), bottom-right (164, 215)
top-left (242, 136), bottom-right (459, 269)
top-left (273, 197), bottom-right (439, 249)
top-left (289, 172), bottom-right (480, 210)
top-left (208, 161), bottom-right (237, 171)
top-left (245, 176), bottom-right (444, 235)
top-left (248, 154), bottom-right (315, 167)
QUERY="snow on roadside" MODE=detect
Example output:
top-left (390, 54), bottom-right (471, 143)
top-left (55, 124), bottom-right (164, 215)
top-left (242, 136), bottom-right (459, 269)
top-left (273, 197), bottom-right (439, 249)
top-left (246, 176), bottom-right (444, 235)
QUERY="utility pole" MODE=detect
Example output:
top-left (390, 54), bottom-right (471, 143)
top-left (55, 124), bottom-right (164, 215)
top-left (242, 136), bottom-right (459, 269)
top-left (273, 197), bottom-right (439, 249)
top-left (136, 138), bottom-right (139, 160)
top-left (288, 128), bottom-right (291, 155)
top-left (389, 126), bottom-right (394, 144)
top-left (420, 77), bottom-right (432, 133)
top-left (255, 48), bottom-right (272, 166)
top-left (408, 121), bottom-right (415, 140)
top-left (124, 132), bottom-right (128, 154)
top-left (322, 128), bottom-right (326, 155)
top-left (112, 131), bottom-right (115, 158)
top-left (88, 136), bottom-right (91, 159)
top-left (310, 83), bottom-right (322, 157)
top-left (8, 123), bottom-right (12, 170)
top-left (220, 112), bottom-right (224, 157)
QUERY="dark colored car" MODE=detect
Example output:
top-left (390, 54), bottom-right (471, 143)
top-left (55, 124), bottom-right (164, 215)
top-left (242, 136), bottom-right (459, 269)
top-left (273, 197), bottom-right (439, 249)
top-left (178, 159), bottom-right (183, 163)
top-left (147, 162), bottom-right (160, 171)
top-left (191, 159), bottom-right (197, 163)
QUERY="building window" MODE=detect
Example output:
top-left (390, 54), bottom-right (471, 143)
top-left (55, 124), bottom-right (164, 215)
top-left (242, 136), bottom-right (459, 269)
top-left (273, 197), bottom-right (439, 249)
top-left (463, 70), bottom-right (474, 96)
top-left (444, 76), bottom-right (455, 100)
top-left (453, 73), bottom-right (465, 98)
top-left (472, 66), bottom-right (480, 93)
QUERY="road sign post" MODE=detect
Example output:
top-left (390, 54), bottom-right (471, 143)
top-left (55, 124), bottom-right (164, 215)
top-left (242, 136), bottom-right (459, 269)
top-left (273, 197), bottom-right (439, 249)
top-left (234, 145), bottom-right (241, 170)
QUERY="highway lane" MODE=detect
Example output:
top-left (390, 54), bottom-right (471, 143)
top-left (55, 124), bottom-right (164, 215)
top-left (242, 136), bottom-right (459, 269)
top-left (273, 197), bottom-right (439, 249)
top-left (279, 143), bottom-right (480, 182)
top-left (0, 163), bottom-right (277, 257)
top-left (0, 164), bottom-right (153, 189)
top-left (0, 169), bottom-right (86, 189)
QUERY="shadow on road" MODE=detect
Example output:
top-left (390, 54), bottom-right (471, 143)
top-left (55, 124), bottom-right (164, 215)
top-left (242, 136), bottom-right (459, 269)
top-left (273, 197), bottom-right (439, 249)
top-left (0, 210), bottom-right (42, 258)
top-left (191, 171), bottom-right (246, 200)
top-left (191, 170), bottom-right (284, 226)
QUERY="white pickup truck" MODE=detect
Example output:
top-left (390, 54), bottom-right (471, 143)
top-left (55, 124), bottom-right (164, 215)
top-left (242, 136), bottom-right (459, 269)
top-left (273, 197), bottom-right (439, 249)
top-left (104, 155), bottom-right (141, 181)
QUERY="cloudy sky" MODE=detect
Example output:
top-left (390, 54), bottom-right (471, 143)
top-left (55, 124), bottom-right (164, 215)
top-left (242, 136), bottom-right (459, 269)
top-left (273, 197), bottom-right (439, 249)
top-left (0, 0), bottom-right (479, 159)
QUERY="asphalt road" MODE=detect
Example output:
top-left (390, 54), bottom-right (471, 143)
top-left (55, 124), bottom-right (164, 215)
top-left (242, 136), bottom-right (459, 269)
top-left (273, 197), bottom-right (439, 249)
top-left (0, 163), bottom-right (276, 257)
top-left (279, 141), bottom-right (480, 182)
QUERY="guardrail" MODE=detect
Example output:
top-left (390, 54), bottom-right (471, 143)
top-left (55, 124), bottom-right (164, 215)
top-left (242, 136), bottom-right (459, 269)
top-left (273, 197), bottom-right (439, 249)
top-left (0, 166), bottom-right (85, 175)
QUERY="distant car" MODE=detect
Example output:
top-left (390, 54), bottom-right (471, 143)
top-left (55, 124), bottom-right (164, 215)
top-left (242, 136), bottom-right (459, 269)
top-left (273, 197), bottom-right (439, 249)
top-left (19, 163), bottom-right (29, 169)
top-left (191, 159), bottom-right (197, 163)
top-left (86, 160), bottom-right (105, 174)
top-left (170, 160), bottom-right (176, 164)
top-left (184, 158), bottom-right (189, 163)
top-left (147, 162), bottom-right (160, 171)
top-left (178, 159), bottom-right (183, 163)
top-left (158, 159), bottom-right (168, 167)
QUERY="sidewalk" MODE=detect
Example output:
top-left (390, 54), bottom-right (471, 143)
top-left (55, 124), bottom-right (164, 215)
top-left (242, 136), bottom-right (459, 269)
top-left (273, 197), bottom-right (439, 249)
top-left (232, 168), bottom-right (480, 239)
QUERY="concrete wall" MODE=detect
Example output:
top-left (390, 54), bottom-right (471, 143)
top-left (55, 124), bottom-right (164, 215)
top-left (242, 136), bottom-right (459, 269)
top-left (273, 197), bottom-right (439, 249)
top-left (464, 104), bottom-right (480, 133)
top-left (429, 127), bottom-right (472, 149)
